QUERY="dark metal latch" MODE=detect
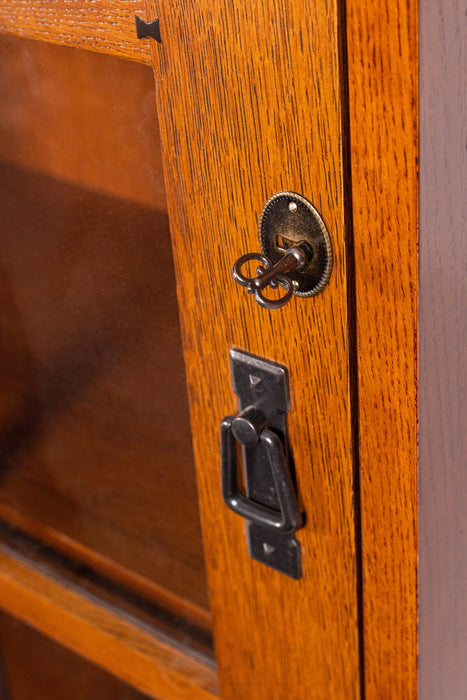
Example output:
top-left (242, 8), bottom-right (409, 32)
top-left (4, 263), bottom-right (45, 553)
top-left (221, 349), bottom-right (303, 579)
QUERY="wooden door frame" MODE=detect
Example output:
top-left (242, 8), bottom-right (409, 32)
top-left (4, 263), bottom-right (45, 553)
top-left (347, 0), bottom-right (465, 697)
top-left (346, 0), bottom-right (419, 695)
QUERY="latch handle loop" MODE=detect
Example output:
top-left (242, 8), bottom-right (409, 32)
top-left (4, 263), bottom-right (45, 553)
top-left (221, 416), bottom-right (302, 534)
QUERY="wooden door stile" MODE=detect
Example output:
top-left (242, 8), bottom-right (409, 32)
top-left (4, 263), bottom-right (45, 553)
top-left (146, 0), bottom-right (361, 697)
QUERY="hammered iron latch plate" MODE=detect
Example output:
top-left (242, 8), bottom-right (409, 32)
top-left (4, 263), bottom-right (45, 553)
top-left (220, 349), bottom-right (303, 579)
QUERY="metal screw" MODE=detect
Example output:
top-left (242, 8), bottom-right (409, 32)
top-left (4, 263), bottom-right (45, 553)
top-left (288, 201), bottom-right (298, 213)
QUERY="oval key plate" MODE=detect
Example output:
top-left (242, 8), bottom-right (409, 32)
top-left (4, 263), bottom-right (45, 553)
top-left (259, 191), bottom-right (333, 297)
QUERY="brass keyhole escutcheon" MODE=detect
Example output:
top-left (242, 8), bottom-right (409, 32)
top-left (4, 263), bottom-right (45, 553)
top-left (232, 192), bottom-right (333, 309)
top-left (259, 191), bottom-right (333, 298)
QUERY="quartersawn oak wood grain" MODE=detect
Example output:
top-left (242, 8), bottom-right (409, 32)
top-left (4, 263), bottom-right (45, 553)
top-left (0, 548), bottom-right (219, 700)
top-left (0, 0), bottom-right (152, 64)
top-left (346, 0), bottom-right (418, 696)
top-left (147, 0), bottom-right (360, 697)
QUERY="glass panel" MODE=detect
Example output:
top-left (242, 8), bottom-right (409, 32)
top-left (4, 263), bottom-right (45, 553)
top-left (0, 36), bottom-right (210, 635)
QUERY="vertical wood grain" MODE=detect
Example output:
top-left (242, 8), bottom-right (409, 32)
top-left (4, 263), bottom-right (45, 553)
top-left (146, 0), bottom-right (360, 697)
top-left (346, 1), bottom-right (419, 696)
top-left (419, 0), bottom-right (466, 696)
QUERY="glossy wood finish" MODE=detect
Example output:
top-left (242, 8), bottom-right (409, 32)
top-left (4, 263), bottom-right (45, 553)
top-left (346, 0), bottom-right (418, 696)
top-left (0, 0), bottom-right (151, 64)
top-left (0, 611), bottom-right (151, 700)
top-left (147, 0), bottom-right (360, 697)
top-left (419, 0), bottom-right (466, 696)
top-left (0, 548), bottom-right (218, 700)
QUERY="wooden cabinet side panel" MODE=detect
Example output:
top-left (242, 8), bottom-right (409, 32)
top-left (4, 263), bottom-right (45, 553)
top-left (147, 0), bottom-right (360, 698)
top-left (346, 1), bottom-right (418, 696)
top-left (419, 0), bottom-right (466, 696)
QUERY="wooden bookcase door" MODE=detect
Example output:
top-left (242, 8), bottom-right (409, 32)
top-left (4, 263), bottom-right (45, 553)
top-left (0, 0), bottom-right (364, 697)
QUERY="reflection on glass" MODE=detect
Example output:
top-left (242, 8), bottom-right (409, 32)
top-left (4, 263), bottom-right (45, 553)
top-left (0, 37), bottom-right (210, 636)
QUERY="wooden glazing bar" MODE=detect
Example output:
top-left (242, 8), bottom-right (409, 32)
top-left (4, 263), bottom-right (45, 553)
top-left (0, 0), bottom-right (152, 64)
top-left (0, 548), bottom-right (219, 700)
